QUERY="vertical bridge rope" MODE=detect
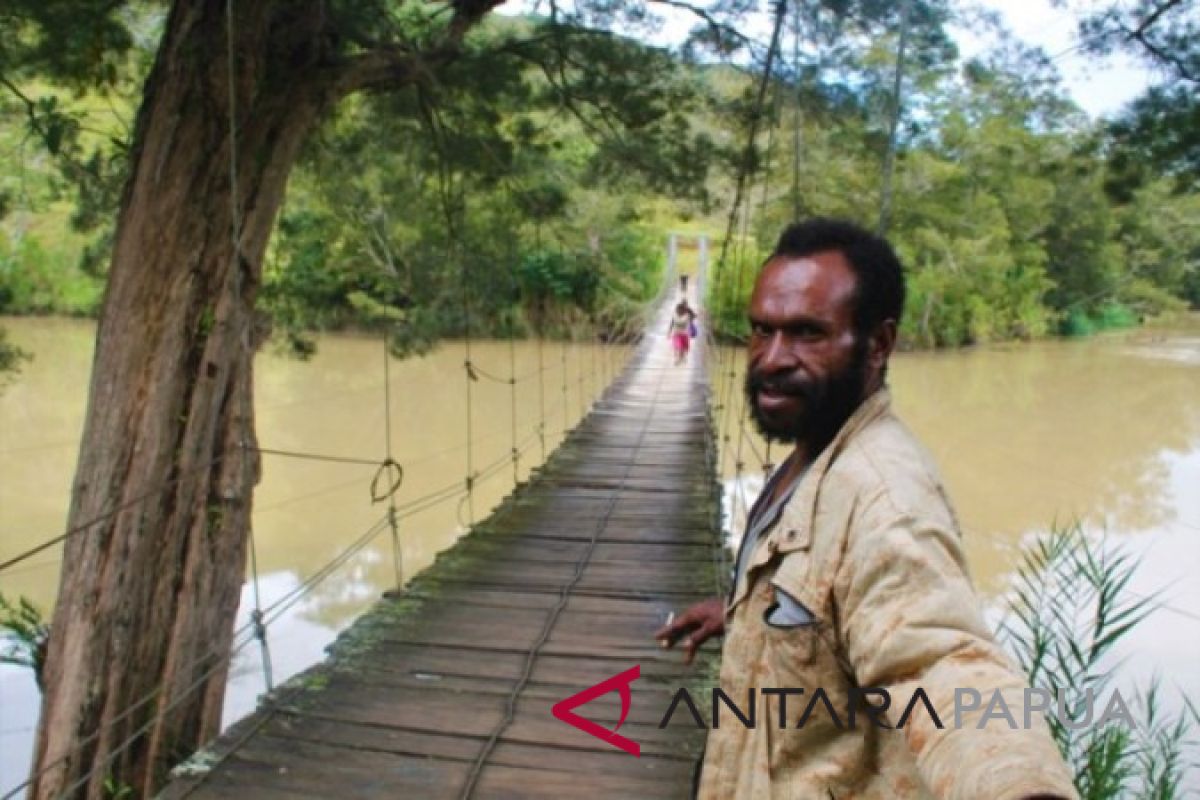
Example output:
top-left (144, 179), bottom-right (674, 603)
top-left (225, 0), bottom-right (273, 695)
top-left (381, 335), bottom-right (404, 591)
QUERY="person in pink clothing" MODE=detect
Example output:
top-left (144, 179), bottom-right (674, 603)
top-left (667, 299), bottom-right (696, 364)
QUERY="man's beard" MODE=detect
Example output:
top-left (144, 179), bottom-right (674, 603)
top-left (744, 342), bottom-right (869, 449)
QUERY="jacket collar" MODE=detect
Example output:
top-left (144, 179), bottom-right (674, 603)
top-left (727, 387), bottom-right (893, 611)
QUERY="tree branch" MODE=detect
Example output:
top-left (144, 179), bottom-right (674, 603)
top-left (645, 0), bottom-right (754, 51)
top-left (446, 0), bottom-right (510, 42)
top-left (0, 74), bottom-right (100, 179)
top-left (332, 0), bottom-right (510, 96)
top-left (1126, 27), bottom-right (1197, 81)
top-left (332, 45), bottom-right (457, 95)
top-left (1129, 0), bottom-right (1186, 38)
top-left (1109, 0), bottom-right (1197, 83)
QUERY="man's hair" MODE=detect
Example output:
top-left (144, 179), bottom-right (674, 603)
top-left (770, 218), bottom-right (906, 335)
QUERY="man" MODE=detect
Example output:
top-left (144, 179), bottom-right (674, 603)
top-left (656, 219), bottom-right (1076, 799)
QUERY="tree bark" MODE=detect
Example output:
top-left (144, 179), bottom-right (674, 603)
top-left (30, 2), bottom-right (340, 797)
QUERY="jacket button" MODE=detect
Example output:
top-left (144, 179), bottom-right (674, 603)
top-left (786, 530), bottom-right (796, 540)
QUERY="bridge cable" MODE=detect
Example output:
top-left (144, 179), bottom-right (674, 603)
top-left (507, 212), bottom-right (522, 485)
top-left (791, 0), bottom-right (805, 221)
top-left (705, 0), bottom-right (788, 560)
top-left (378, 336), bottom-right (405, 591)
top-left (742, 65), bottom-right (784, 480)
top-left (5, 437), bottom-right (528, 800)
top-left (222, 0), bottom-right (273, 695)
top-left (0, 454), bottom-right (225, 574)
top-left (537, 307), bottom-right (547, 461)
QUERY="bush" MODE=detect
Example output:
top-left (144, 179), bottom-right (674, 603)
top-left (0, 230), bottom-right (103, 316)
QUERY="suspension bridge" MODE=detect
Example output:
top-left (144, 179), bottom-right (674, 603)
top-left (148, 290), bottom-right (723, 799)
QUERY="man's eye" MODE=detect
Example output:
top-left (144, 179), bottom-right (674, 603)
top-left (749, 323), bottom-right (770, 337)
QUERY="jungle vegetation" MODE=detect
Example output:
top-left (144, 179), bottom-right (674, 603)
top-left (0, 0), bottom-right (1196, 796)
top-left (4, 3), bottom-right (1197, 356)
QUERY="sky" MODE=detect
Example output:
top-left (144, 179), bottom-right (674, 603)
top-left (498, 0), bottom-right (1160, 120)
top-left (964, 0), bottom-right (1155, 118)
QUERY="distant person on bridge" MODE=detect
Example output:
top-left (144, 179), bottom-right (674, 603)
top-left (668, 299), bottom-right (697, 365)
top-left (655, 219), bottom-right (1076, 800)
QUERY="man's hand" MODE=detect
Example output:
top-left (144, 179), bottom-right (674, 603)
top-left (654, 597), bottom-right (726, 664)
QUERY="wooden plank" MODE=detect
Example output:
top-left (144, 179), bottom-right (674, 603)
top-left (162, 315), bottom-right (723, 799)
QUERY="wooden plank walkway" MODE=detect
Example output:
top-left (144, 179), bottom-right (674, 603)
top-left (161, 303), bottom-right (727, 799)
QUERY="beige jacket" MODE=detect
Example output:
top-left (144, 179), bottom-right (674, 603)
top-left (698, 388), bottom-right (1077, 800)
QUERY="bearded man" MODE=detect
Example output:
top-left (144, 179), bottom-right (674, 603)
top-left (656, 219), bottom-right (1076, 800)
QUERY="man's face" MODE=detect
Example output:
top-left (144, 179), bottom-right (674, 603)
top-left (744, 251), bottom-right (870, 446)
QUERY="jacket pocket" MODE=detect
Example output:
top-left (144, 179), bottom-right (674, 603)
top-left (762, 601), bottom-right (820, 667)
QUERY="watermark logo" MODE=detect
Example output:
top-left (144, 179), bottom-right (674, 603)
top-left (552, 665), bottom-right (1136, 755)
top-left (550, 665), bottom-right (642, 757)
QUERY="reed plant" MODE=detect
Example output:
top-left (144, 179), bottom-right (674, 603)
top-left (999, 522), bottom-right (1197, 799)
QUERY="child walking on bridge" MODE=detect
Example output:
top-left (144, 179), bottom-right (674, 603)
top-left (668, 299), bottom-right (697, 365)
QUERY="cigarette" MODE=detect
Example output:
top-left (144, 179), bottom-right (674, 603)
top-left (659, 611), bottom-right (675, 648)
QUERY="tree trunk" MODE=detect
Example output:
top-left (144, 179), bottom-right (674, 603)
top-left (30, 3), bottom-right (339, 797)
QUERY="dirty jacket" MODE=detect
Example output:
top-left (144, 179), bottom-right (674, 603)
top-left (698, 388), bottom-right (1078, 800)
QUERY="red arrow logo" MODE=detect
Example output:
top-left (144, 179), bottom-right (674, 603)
top-left (551, 665), bottom-right (641, 757)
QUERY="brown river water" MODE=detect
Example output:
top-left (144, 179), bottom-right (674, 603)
top-left (2, 315), bottom-right (1198, 791)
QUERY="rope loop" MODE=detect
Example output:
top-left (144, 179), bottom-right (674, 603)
top-left (370, 458), bottom-right (404, 503)
top-left (456, 492), bottom-right (473, 528)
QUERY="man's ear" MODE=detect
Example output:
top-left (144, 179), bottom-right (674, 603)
top-left (868, 319), bottom-right (898, 373)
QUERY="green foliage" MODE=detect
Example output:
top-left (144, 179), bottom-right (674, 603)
top-left (101, 776), bottom-right (134, 800)
top-left (2, 0), bottom-right (1197, 352)
top-left (1106, 86), bottom-right (1200, 198)
top-left (704, 16), bottom-right (1199, 347)
top-left (1062, 303), bottom-right (1142, 338)
top-left (255, 26), bottom-right (693, 357)
top-left (705, 240), bottom-right (765, 341)
top-left (0, 325), bottom-right (31, 387)
top-left (999, 523), bottom-right (1197, 798)
top-left (0, 228), bottom-right (103, 315)
top-left (1113, 180), bottom-right (1200, 308)
top-left (899, 228), bottom-right (1055, 347)
top-left (0, 592), bottom-right (49, 691)
top-left (516, 249), bottom-right (597, 306)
